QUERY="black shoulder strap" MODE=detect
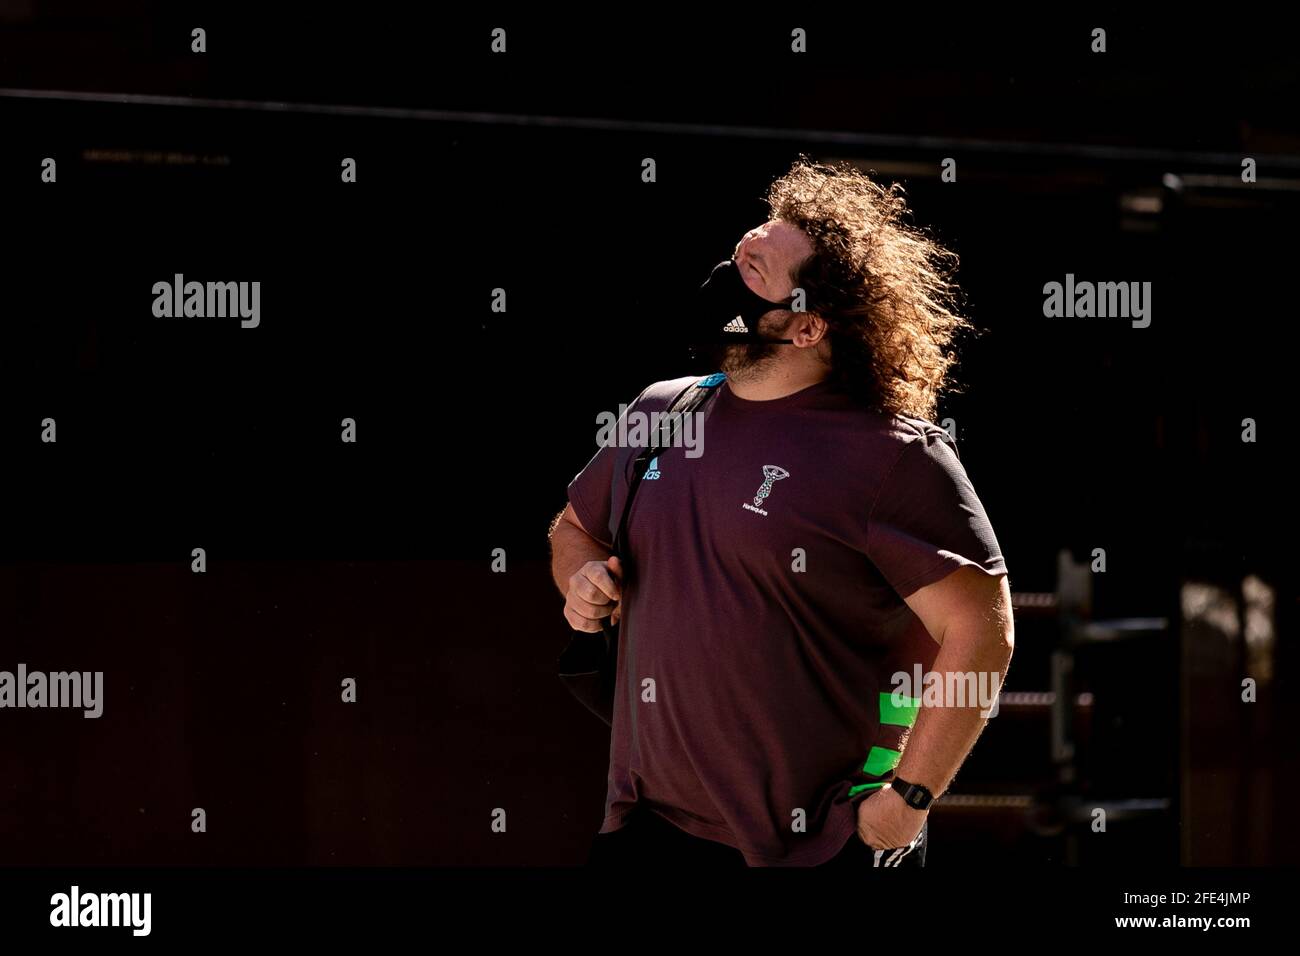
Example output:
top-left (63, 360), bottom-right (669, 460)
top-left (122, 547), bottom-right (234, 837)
top-left (609, 373), bottom-right (726, 560)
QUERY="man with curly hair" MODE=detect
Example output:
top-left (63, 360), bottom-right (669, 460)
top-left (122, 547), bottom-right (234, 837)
top-left (550, 158), bottom-right (1014, 867)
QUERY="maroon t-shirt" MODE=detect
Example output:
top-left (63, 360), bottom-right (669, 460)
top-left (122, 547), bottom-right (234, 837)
top-left (567, 374), bottom-right (1008, 865)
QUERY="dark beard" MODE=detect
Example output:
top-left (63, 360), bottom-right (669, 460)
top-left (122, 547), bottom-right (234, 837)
top-left (715, 340), bottom-right (781, 381)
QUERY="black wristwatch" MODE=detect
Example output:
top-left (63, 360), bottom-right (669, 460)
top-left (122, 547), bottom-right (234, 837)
top-left (890, 776), bottom-right (936, 810)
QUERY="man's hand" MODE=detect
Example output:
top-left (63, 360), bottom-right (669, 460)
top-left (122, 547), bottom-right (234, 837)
top-left (550, 504), bottom-right (624, 630)
top-left (562, 556), bottom-right (623, 632)
top-left (855, 785), bottom-right (927, 850)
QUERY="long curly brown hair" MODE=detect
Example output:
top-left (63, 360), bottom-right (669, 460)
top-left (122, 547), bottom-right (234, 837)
top-left (765, 157), bottom-right (974, 421)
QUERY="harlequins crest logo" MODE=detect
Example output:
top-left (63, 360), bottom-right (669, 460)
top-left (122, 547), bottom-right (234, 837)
top-left (742, 465), bottom-right (789, 516)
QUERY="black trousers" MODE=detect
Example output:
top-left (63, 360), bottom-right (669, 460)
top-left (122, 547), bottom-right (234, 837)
top-left (587, 805), bottom-right (926, 868)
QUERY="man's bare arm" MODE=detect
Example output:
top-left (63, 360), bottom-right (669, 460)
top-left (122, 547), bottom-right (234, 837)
top-left (548, 503), bottom-right (624, 631)
top-left (895, 565), bottom-right (1015, 797)
top-left (855, 565), bottom-right (1014, 849)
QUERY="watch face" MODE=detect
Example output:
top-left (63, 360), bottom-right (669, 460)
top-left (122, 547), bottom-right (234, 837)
top-left (894, 779), bottom-right (932, 808)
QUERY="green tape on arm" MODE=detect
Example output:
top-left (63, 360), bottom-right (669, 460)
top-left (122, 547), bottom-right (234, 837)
top-left (848, 782), bottom-right (886, 797)
top-left (879, 691), bottom-right (921, 727)
top-left (862, 746), bottom-right (902, 776)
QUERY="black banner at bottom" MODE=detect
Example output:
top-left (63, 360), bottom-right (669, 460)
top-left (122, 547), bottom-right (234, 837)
top-left (0, 866), bottom-right (1280, 943)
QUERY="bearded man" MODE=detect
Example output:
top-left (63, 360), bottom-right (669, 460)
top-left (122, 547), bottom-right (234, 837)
top-left (549, 158), bottom-right (1013, 868)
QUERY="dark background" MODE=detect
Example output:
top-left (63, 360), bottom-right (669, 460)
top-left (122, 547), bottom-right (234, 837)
top-left (0, 4), bottom-right (1294, 865)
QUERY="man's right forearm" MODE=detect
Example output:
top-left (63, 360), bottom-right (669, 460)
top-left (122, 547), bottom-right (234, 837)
top-left (549, 512), bottom-right (612, 594)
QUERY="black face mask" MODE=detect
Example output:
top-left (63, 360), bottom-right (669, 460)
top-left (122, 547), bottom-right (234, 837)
top-left (690, 258), bottom-right (795, 345)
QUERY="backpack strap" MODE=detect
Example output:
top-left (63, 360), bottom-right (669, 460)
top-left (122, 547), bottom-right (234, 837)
top-left (595, 372), bottom-right (727, 673)
top-left (610, 373), bottom-right (726, 560)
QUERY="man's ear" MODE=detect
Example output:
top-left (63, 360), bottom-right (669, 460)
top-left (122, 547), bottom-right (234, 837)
top-left (789, 311), bottom-right (827, 348)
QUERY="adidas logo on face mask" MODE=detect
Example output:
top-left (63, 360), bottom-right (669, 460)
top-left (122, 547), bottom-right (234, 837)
top-left (722, 316), bottom-right (749, 333)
